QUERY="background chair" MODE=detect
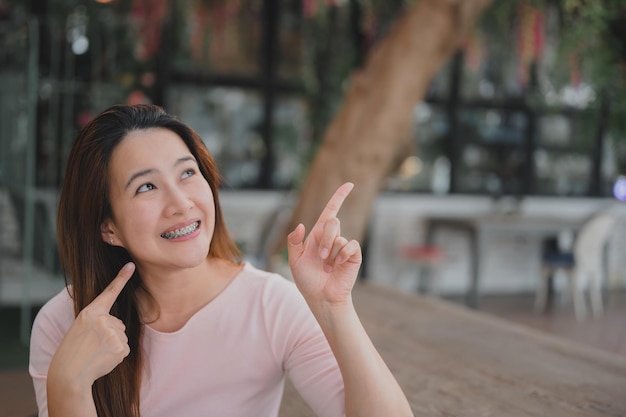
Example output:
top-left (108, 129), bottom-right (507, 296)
top-left (395, 243), bottom-right (444, 294)
top-left (535, 212), bottom-right (615, 320)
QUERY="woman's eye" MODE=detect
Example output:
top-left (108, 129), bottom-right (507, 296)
top-left (136, 183), bottom-right (156, 194)
top-left (182, 168), bottom-right (195, 179)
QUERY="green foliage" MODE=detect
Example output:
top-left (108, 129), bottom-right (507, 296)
top-left (300, 4), bottom-right (355, 165)
top-left (481, 0), bottom-right (625, 145)
top-left (299, 0), bottom-right (416, 164)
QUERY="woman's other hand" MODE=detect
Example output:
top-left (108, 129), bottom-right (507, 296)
top-left (287, 183), bottom-right (362, 306)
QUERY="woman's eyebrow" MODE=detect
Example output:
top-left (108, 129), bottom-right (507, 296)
top-left (124, 156), bottom-right (196, 190)
top-left (175, 155), bottom-right (196, 166)
top-left (125, 168), bottom-right (157, 190)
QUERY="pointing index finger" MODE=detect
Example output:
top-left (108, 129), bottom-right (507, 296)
top-left (92, 262), bottom-right (135, 312)
top-left (315, 182), bottom-right (354, 226)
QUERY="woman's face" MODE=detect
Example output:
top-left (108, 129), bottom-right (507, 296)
top-left (102, 128), bottom-right (216, 273)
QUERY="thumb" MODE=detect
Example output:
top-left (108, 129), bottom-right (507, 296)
top-left (287, 223), bottom-right (305, 266)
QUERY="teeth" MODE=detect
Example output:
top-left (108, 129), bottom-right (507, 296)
top-left (161, 221), bottom-right (199, 239)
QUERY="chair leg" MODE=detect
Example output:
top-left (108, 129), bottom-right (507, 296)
top-left (391, 259), bottom-right (408, 289)
top-left (569, 270), bottom-right (587, 321)
top-left (417, 264), bottom-right (435, 294)
top-left (534, 267), bottom-right (551, 313)
top-left (589, 271), bottom-right (604, 317)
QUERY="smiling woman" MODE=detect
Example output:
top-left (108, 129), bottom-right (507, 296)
top-left (28, 104), bottom-right (413, 417)
top-left (101, 128), bottom-right (219, 275)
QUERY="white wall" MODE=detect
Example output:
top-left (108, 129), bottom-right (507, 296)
top-left (368, 194), bottom-right (626, 295)
top-left (220, 191), bottom-right (626, 296)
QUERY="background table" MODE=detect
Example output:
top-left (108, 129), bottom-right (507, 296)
top-left (423, 214), bottom-right (583, 308)
top-left (280, 282), bottom-right (626, 417)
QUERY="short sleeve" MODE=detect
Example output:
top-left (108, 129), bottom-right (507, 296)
top-left (261, 275), bottom-right (345, 417)
top-left (29, 289), bottom-right (75, 417)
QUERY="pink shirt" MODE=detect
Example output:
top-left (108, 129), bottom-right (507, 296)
top-left (29, 263), bottom-right (345, 417)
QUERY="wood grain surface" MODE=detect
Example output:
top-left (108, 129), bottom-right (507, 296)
top-left (280, 283), bottom-right (626, 417)
top-left (5, 282), bottom-right (626, 417)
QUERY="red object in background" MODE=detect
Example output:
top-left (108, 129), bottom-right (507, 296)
top-left (516, 2), bottom-right (545, 88)
top-left (126, 90), bottom-right (150, 105)
top-left (76, 110), bottom-right (94, 129)
top-left (132, 0), bottom-right (168, 61)
top-left (399, 245), bottom-right (444, 264)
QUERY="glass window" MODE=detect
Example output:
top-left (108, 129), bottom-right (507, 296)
top-left (458, 108), bottom-right (528, 146)
top-left (166, 85), bottom-right (264, 188)
top-left (534, 150), bottom-right (590, 196)
top-left (272, 95), bottom-right (310, 188)
top-left (454, 107), bottom-right (529, 195)
top-left (537, 110), bottom-right (597, 150)
top-left (537, 114), bottom-right (571, 147)
top-left (457, 146), bottom-right (526, 195)
top-left (385, 103), bottom-right (448, 193)
top-left (603, 135), bottom-right (622, 197)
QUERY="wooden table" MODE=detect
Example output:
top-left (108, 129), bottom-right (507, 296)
top-left (280, 282), bottom-right (626, 417)
top-left (5, 283), bottom-right (626, 417)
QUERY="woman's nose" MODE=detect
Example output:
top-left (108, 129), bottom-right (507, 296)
top-left (164, 186), bottom-right (193, 216)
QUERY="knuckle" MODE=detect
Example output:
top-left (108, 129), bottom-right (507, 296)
top-left (114, 341), bottom-right (128, 355)
top-left (114, 318), bottom-right (126, 330)
top-left (104, 331), bottom-right (128, 355)
top-left (95, 315), bottom-right (110, 327)
top-left (78, 308), bottom-right (101, 324)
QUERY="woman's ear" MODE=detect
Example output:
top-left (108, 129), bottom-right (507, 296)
top-left (101, 219), bottom-right (120, 247)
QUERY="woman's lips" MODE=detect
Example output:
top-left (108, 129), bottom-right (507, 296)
top-left (160, 221), bottom-right (200, 239)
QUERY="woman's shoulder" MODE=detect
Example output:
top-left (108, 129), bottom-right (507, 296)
top-left (238, 261), bottom-right (298, 295)
top-left (29, 287), bottom-right (75, 380)
top-left (32, 287), bottom-right (75, 337)
top-left (234, 262), bottom-right (310, 318)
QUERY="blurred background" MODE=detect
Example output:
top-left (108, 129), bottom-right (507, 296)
top-left (1, 0), bottom-right (626, 385)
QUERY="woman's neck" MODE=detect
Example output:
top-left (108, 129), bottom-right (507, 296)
top-left (136, 258), bottom-right (243, 332)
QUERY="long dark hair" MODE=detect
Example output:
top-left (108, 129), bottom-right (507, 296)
top-left (57, 104), bottom-right (242, 417)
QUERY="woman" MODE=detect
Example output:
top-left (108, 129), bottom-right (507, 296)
top-left (29, 104), bottom-right (413, 417)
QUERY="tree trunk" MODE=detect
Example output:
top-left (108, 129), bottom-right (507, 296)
top-left (273, 0), bottom-right (492, 258)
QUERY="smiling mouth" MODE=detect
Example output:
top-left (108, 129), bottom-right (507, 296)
top-left (161, 221), bottom-right (200, 239)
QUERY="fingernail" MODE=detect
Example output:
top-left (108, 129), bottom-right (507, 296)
top-left (125, 262), bottom-right (135, 271)
top-left (324, 264), bottom-right (333, 273)
top-left (320, 248), bottom-right (329, 259)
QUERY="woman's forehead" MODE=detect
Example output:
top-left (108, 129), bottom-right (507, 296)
top-left (115, 129), bottom-right (189, 158)
top-left (108, 129), bottom-right (193, 180)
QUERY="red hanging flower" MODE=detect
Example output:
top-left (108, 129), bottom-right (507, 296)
top-left (132, 0), bottom-right (168, 61)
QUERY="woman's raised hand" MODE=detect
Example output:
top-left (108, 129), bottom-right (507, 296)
top-left (47, 263), bottom-right (135, 388)
top-left (287, 183), bottom-right (362, 306)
